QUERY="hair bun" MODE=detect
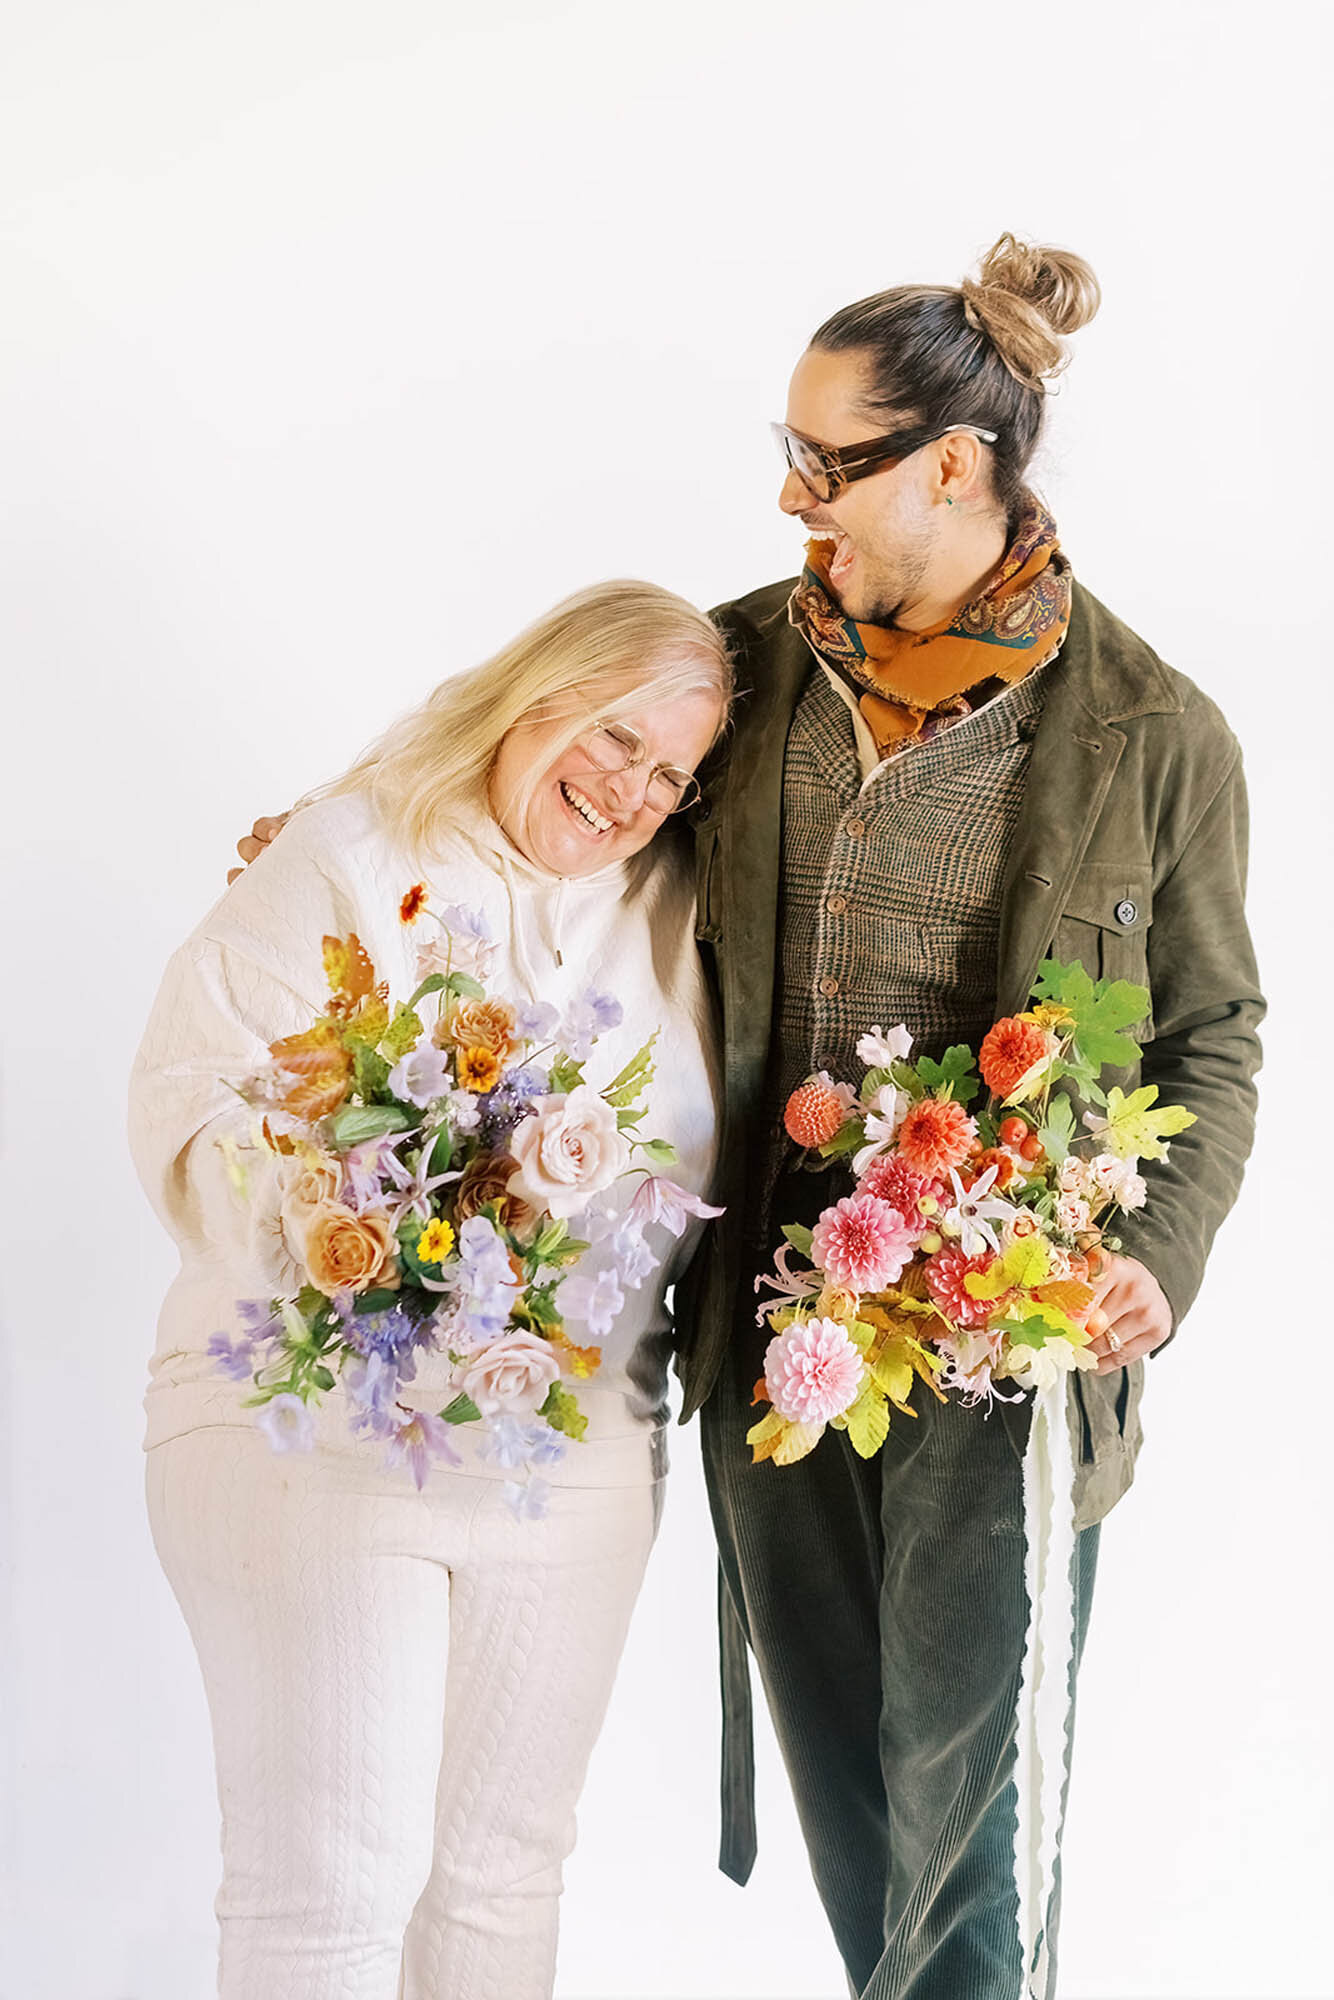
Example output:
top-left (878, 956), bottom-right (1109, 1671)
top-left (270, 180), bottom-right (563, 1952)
top-left (960, 234), bottom-right (1101, 388)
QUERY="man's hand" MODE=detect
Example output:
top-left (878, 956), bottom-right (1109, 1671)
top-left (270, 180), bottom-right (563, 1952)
top-left (1085, 1253), bottom-right (1173, 1375)
top-left (226, 813), bottom-right (289, 885)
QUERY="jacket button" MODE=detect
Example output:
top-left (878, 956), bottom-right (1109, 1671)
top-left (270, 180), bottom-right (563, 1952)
top-left (826, 893), bottom-right (848, 915)
top-left (817, 975), bottom-right (840, 998)
top-left (1115, 899), bottom-right (1139, 926)
top-left (845, 817), bottom-right (866, 838)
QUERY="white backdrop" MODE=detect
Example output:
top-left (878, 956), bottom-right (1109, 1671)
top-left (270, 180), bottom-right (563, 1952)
top-left (3, 3), bottom-right (1330, 1996)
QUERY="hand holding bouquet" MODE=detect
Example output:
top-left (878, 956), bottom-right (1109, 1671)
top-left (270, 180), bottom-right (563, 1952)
top-left (212, 886), bottom-right (720, 1508)
top-left (749, 960), bottom-right (1193, 1468)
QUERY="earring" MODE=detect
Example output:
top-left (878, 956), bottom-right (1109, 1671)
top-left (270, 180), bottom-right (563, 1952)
top-left (945, 496), bottom-right (955, 507)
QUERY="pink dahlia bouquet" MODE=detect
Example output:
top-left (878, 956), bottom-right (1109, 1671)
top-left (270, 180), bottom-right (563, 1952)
top-left (748, 959), bottom-right (1195, 1467)
top-left (213, 887), bottom-right (719, 1508)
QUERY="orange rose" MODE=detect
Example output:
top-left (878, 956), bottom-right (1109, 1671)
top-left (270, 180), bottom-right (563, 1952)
top-left (300, 1202), bottom-right (400, 1294)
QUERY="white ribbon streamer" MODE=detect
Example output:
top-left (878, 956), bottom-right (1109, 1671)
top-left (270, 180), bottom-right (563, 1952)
top-left (1012, 1374), bottom-right (1078, 1997)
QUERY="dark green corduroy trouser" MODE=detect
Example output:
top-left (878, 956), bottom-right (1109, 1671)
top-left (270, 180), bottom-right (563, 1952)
top-left (700, 1201), bottom-right (1099, 2000)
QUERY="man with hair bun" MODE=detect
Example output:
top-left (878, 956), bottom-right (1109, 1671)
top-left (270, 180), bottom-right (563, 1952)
top-left (677, 235), bottom-right (1264, 1998)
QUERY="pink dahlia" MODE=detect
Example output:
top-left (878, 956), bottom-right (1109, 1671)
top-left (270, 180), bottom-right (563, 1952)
top-left (764, 1317), bottom-right (864, 1425)
top-left (856, 1154), bottom-right (942, 1228)
top-left (924, 1245), bottom-right (1004, 1330)
top-left (811, 1191), bottom-right (917, 1291)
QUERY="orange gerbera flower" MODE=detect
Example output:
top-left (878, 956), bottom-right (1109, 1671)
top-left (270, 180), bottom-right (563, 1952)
top-left (895, 1097), bottom-right (977, 1179)
top-left (979, 1016), bottom-right (1050, 1099)
top-left (399, 882), bottom-right (428, 924)
top-left (457, 1045), bottom-right (502, 1093)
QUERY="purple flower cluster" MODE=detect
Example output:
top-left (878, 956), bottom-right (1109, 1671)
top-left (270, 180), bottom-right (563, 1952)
top-left (477, 1063), bottom-right (548, 1146)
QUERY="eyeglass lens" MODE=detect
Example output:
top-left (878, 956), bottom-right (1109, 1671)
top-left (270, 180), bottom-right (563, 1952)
top-left (585, 726), bottom-right (699, 813)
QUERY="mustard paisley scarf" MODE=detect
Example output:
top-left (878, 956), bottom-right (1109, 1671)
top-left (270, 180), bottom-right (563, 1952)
top-left (788, 495), bottom-right (1072, 756)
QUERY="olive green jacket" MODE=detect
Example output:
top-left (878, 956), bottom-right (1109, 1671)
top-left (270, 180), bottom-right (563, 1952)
top-left (675, 577), bottom-right (1265, 1525)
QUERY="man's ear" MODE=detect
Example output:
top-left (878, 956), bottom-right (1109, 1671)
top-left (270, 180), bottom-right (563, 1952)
top-left (933, 429), bottom-right (989, 506)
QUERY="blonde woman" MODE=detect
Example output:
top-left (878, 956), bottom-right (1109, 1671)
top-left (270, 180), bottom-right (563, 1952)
top-left (130, 581), bottom-right (731, 2000)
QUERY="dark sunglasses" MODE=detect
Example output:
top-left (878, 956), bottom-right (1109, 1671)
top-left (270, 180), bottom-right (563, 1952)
top-left (771, 419), bottom-right (999, 504)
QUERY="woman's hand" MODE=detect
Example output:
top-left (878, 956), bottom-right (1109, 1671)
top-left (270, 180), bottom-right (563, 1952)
top-left (227, 814), bottom-right (290, 885)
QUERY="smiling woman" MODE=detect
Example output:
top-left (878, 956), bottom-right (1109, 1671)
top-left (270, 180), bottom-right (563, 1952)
top-left (129, 576), bottom-right (733, 2000)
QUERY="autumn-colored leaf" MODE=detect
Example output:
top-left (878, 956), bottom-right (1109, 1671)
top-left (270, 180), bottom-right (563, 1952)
top-left (268, 1018), bottom-right (352, 1120)
top-left (322, 933), bottom-right (377, 1006)
top-left (1035, 1278), bottom-right (1095, 1318)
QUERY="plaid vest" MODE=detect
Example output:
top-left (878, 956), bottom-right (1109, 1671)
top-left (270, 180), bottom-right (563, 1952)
top-left (758, 663), bottom-right (1049, 1230)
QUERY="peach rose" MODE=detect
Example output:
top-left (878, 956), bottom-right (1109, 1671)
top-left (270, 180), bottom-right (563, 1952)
top-left (507, 1085), bottom-right (630, 1219)
top-left (300, 1202), bottom-right (400, 1294)
top-left (459, 1329), bottom-right (562, 1417)
top-left (436, 997), bottom-right (518, 1061)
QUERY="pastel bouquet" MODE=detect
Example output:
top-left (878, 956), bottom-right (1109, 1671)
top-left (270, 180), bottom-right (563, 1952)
top-left (212, 885), bottom-right (720, 1509)
top-left (748, 959), bottom-right (1195, 1468)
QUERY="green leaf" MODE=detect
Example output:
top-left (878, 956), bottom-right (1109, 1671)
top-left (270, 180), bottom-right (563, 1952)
top-left (426, 1125), bottom-right (453, 1177)
top-left (312, 1365), bottom-right (335, 1392)
top-left (350, 1040), bottom-right (392, 1100)
top-left (1036, 1093), bottom-right (1076, 1166)
top-left (782, 1223), bottom-right (814, 1256)
top-left (845, 1384), bottom-right (890, 1459)
top-left (380, 1003), bottom-right (424, 1064)
top-left (539, 1380), bottom-right (588, 1441)
top-left (330, 1103), bottom-right (417, 1147)
top-left (1031, 959), bottom-right (1150, 1072)
top-left (603, 1033), bottom-right (659, 1108)
top-left (446, 971), bottom-right (486, 1001)
top-left (440, 1392), bottom-right (482, 1425)
top-left (817, 1118), bottom-right (867, 1159)
top-left (354, 1287), bottom-right (402, 1315)
top-left (547, 1055), bottom-right (586, 1094)
top-left (615, 1106), bottom-right (647, 1130)
top-left (915, 1045), bottom-right (980, 1106)
top-left (636, 1137), bottom-right (678, 1168)
top-left (406, 972), bottom-right (448, 1012)
top-left (860, 1065), bottom-right (893, 1101)
top-left (996, 1300), bottom-right (1086, 1348)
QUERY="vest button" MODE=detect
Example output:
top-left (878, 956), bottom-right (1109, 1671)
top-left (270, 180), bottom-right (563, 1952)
top-left (826, 893), bottom-right (848, 915)
top-left (817, 975), bottom-right (840, 998)
top-left (845, 817), bottom-right (866, 838)
top-left (1115, 899), bottom-right (1139, 926)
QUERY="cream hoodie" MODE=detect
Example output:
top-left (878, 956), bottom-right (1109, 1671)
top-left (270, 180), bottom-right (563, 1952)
top-left (130, 791), bottom-right (720, 1485)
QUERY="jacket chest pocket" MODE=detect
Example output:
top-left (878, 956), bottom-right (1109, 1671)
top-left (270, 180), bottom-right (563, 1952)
top-left (1049, 864), bottom-right (1154, 1039)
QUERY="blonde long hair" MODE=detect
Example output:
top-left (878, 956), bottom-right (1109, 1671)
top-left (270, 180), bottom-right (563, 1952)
top-left (315, 579), bottom-right (733, 860)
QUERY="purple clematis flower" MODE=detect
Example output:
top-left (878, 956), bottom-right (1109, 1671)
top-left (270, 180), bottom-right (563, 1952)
top-left (558, 1265), bottom-right (625, 1341)
top-left (207, 1330), bottom-right (257, 1381)
top-left (380, 1139), bottom-right (460, 1231)
top-left (383, 1410), bottom-right (462, 1490)
top-left (629, 1176), bottom-right (726, 1238)
top-left (256, 1394), bottom-right (315, 1454)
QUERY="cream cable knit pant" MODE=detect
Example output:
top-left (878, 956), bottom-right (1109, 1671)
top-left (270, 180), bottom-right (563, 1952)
top-left (147, 1428), bottom-right (661, 2000)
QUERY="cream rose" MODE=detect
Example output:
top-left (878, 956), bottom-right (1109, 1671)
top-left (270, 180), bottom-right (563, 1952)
top-left (278, 1152), bottom-right (342, 1253)
top-left (459, 1329), bottom-right (562, 1418)
top-left (506, 1085), bottom-right (630, 1219)
top-left (300, 1202), bottom-right (400, 1294)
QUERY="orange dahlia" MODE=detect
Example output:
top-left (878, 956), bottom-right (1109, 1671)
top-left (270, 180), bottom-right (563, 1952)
top-left (895, 1097), bottom-right (977, 1178)
top-left (978, 1016), bottom-right (1049, 1099)
top-left (784, 1073), bottom-right (850, 1150)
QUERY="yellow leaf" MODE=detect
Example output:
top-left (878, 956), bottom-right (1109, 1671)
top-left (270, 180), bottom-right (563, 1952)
top-left (773, 1420), bottom-right (826, 1466)
top-left (746, 1410), bottom-right (787, 1463)
top-left (845, 1386), bottom-right (891, 1459)
top-left (1088, 1085), bottom-right (1198, 1161)
top-left (1035, 1279), bottom-right (1095, 1318)
top-left (966, 1235), bottom-right (1051, 1301)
